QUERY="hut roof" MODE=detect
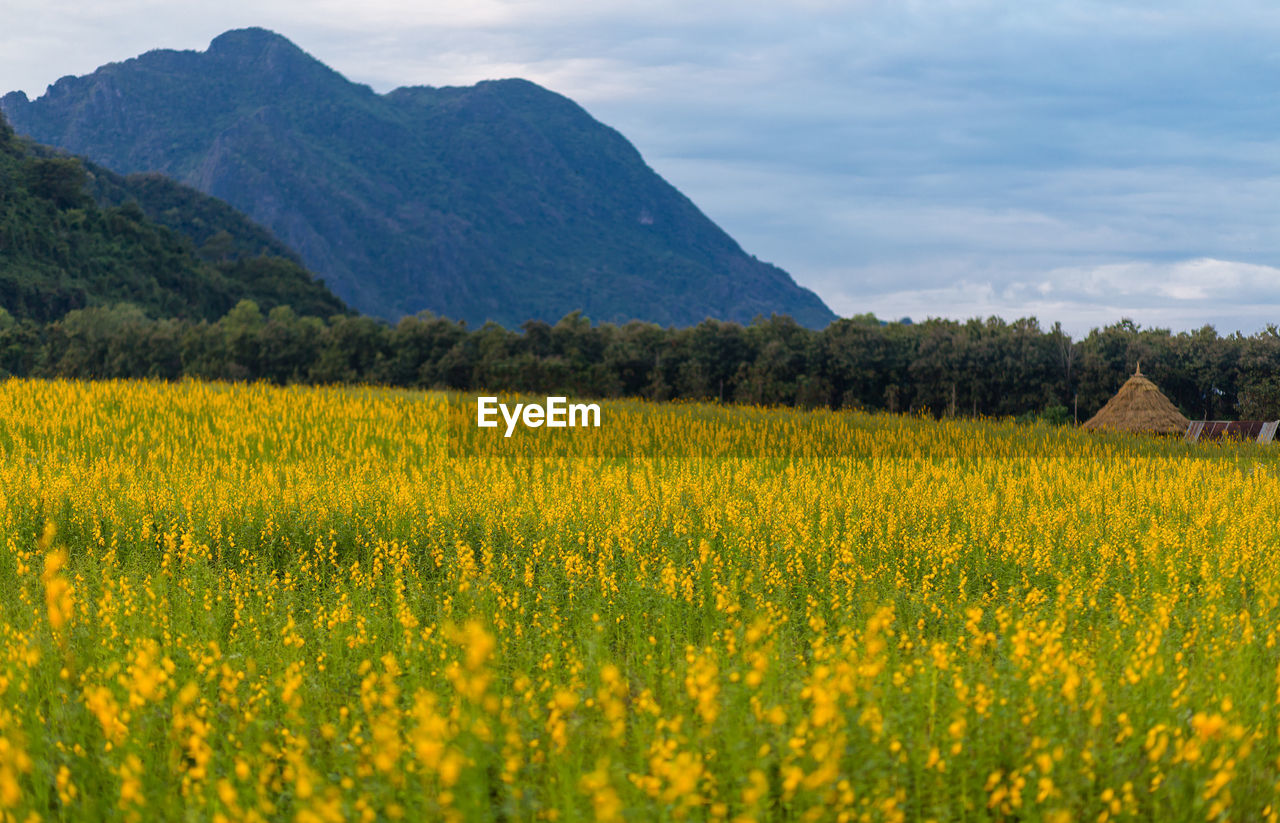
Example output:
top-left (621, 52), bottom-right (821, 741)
top-left (1082, 365), bottom-right (1189, 434)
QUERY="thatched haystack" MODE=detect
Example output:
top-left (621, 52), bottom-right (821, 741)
top-left (1082, 365), bottom-right (1189, 434)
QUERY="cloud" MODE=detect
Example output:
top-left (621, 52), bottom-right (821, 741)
top-left (1064, 258), bottom-right (1280, 302)
top-left (824, 258), bottom-right (1280, 336)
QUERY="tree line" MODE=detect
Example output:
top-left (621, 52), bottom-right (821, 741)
top-left (2, 301), bottom-right (1279, 422)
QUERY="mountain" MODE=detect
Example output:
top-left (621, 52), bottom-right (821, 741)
top-left (1, 28), bottom-right (837, 329)
top-left (0, 110), bottom-right (347, 322)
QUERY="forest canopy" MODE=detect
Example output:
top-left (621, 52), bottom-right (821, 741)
top-left (1, 301), bottom-right (1276, 423)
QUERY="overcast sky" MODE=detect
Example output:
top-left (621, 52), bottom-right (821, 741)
top-left (5, 0), bottom-right (1280, 335)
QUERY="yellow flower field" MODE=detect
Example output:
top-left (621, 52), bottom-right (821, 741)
top-left (1, 378), bottom-right (1278, 821)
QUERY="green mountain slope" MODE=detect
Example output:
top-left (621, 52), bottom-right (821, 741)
top-left (0, 111), bottom-right (347, 322)
top-left (1, 28), bottom-right (837, 329)
top-left (85, 165), bottom-right (301, 262)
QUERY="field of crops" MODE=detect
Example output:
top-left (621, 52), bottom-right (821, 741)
top-left (2, 378), bottom-right (1279, 821)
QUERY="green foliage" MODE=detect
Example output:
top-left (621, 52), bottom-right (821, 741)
top-left (1040, 404), bottom-right (1071, 426)
top-left (1, 29), bottom-right (836, 328)
top-left (24, 157), bottom-right (90, 209)
top-left (83, 165), bottom-right (302, 263)
top-left (0, 111), bottom-right (347, 323)
top-left (3, 300), bottom-right (1280, 425)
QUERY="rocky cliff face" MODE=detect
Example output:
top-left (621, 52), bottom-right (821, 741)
top-left (3, 28), bottom-right (837, 329)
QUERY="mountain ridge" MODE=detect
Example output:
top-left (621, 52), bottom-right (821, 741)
top-left (2, 29), bottom-right (837, 329)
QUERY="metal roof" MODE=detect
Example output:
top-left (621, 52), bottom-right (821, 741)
top-left (1184, 420), bottom-right (1279, 444)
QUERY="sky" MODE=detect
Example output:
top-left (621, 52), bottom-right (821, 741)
top-left (4, 0), bottom-right (1280, 335)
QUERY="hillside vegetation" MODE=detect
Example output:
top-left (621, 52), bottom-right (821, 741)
top-left (0, 112), bottom-right (346, 322)
top-left (84, 162), bottom-right (301, 263)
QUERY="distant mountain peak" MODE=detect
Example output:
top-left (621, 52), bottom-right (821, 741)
top-left (207, 27), bottom-right (297, 57)
top-left (0, 31), bottom-right (838, 329)
top-left (202, 28), bottom-right (336, 84)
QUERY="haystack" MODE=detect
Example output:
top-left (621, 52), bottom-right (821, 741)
top-left (1082, 364), bottom-right (1189, 434)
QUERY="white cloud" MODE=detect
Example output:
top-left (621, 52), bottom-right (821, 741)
top-left (1056, 258), bottom-right (1280, 304)
top-left (824, 258), bottom-right (1280, 335)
